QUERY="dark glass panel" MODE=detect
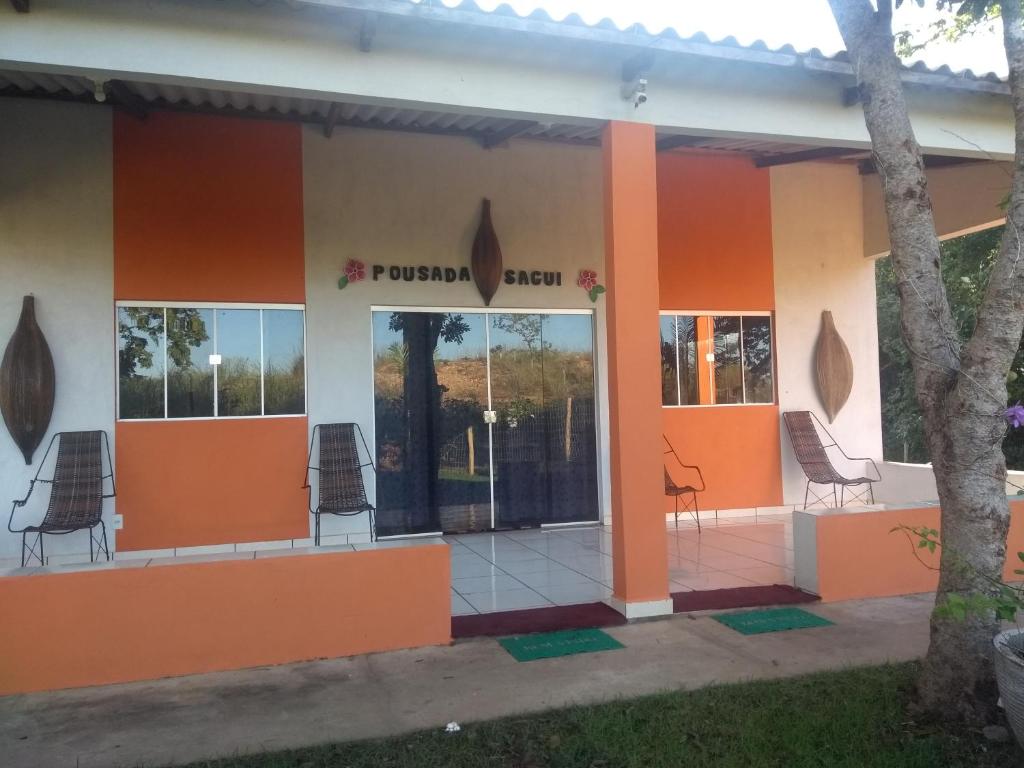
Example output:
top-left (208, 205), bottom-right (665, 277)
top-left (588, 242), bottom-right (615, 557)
top-left (217, 309), bottom-right (261, 417)
top-left (742, 316), bottom-right (774, 403)
top-left (660, 315), bottom-right (678, 406)
top-left (538, 314), bottom-right (599, 525)
top-left (713, 316), bottom-right (743, 404)
top-left (373, 311), bottom-right (490, 536)
top-left (117, 307), bottom-right (165, 419)
top-left (677, 315), bottom-right (699, 405)
top-left (166, 308), bottom-right (214, 418)
top-left (263, 310), bottom-right (305, 415)
top-left (490, 313), bottom-right (546, 528)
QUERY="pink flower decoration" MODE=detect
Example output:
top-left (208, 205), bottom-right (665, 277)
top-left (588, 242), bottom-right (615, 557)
top-left (344, 259), bottom-right (366, 283)
top-left (577, 269), bottom-right (598, 292)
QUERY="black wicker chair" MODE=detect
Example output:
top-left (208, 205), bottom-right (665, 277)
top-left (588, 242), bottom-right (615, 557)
top-left (783, 410), bottom-right (881, 509)
top-left (8, 430), bottom-right (115, 567)
top-left (664, 434), bottom-right (709, 532)
top-left (303, 423), bottom-right (376, 545)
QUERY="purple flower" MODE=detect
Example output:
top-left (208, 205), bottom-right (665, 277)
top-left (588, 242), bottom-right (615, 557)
top-left (1007, 403), bottom-right (1024, 429)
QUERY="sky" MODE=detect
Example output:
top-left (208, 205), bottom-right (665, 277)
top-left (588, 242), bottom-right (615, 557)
top-left (433, 0), bottom-right (1008, 76)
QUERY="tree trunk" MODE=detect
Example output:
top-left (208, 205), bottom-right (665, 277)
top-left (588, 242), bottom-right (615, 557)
top-left (829, 0), bottom-right (1024, 724)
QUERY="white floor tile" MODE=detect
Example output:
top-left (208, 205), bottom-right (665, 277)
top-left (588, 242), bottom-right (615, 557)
top-left (513, 568), bottom-right (598, 589)
top-left (451, 559), bottom-right (508, 579)
top-left (539, 583), bottom-right (613, 606)
top-left (452, 574), bottom-right (526, 594)
top-left (463, 588), bottom-right (553, 613)
top-left (450, 593), bottom-right (477, 616)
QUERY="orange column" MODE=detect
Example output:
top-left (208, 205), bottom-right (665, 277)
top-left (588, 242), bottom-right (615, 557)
top-left (696, 316), bottom-right (716, 405)
top-left (603, 121), bottom-right (672, 618)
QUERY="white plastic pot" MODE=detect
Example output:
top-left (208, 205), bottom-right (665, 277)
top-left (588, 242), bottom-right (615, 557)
top-left (994, 628), bottom-right (1024, 744)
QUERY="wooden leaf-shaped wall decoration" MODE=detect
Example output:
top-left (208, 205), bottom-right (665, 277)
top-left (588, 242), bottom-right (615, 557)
top-left (471, 198), bottom-right (503, 306)
top-left (0, 296), bottom-right (55, 464)
top-left (814, 310), bottom-right (853, 423)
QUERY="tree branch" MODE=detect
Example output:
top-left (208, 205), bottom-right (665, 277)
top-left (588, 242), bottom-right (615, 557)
top-left (960, 2), bottom-right (1024, 403)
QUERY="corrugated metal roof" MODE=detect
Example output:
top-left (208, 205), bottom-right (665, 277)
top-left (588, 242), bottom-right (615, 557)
top-left (3, 68), bottom-right (851, 157)
top-left (404, 0), bottom-right (1005, 85)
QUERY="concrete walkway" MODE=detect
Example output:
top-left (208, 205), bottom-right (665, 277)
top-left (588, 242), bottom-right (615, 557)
top-left (0, 593), bottom-right (935, 768)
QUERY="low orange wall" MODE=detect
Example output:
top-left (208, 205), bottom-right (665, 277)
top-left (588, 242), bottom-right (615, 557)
top-left (0, 545), bottom-right (450, 695)
top-left (115, 418), bottom-right (310, 550)
top-left (662, 405), bottom-right (783, 512)
top-left (811, 500), bottom-right (1024, 602)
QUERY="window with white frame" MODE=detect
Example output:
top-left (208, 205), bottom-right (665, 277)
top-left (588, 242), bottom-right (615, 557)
top-left (660, 312), bottom-right (774, 406)
top-left (117, 304), bottom-right (306, 420)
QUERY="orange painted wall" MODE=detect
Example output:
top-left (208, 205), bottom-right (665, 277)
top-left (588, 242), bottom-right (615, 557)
top-left (0, 545), bottom-right (450, 695)
top-left (116, 418), bottom-right (309, 549)
top-left (113, 111), bottom-right (307, 550)
top-left (812, 500), bottom-right (1024, 602)
top-left (657, 152), bottom-right (782, 510)
top-left (663, 406), bottom-right (783, 513)
top-left (113, 111), bottom-right (304, 303)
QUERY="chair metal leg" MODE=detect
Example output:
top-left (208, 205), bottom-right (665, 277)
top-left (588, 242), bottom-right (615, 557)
top-left (89, 526), bottom-right (94, 562)
top-left (21, 531), bottom-right (26, 568)
top-left (102, 522), bottom-right (110, 561)
top-left (674, 496), bottom-right (679, 529)
top-left (803, 481), bottom-right (811, 511)
top-left (832, 484), bottom-right (839, 508)
top-left (869, 483), bottom-right (875, 504)
top-left (315, 512), bottom-right (321, 546)
top-left (368, 509), bottom-right (376, 542)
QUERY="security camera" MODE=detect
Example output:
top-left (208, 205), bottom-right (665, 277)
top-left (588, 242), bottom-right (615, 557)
top-left (621, 77), bottom-right (648, 109)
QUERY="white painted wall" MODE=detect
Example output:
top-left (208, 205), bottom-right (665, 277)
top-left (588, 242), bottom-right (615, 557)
top-left (0, 98), bottom-right (114, 565)
top-left (863, 161), bottom-right (1011, 258)
top-left (771, 162), bottom-right (884, 507)
top-left (302, 126), bottom-right (611, 536)
top-left (875, 460), bottom-right (1024, 504)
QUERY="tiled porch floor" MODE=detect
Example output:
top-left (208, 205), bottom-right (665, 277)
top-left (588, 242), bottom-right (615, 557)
top-left (448, 514), bottom-right (794, 615)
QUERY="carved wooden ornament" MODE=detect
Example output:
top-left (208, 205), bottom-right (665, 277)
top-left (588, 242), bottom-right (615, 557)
top-left (814, 310), bottom-right (853, 424)
top-left (471, 198), bottom-right (503, 306)
top-left (0, 296), bottom-right (55, 464)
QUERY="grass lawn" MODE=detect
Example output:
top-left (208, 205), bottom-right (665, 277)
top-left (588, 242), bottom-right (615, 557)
top-left (186, 663), bottom-right (1020, 768)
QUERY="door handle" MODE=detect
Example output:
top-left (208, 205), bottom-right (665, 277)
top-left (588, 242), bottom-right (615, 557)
top-left (483, 410), bottom-right (497, 424)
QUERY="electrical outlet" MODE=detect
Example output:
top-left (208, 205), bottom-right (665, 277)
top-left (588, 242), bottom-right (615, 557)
top-left (112, 513), bottom-right (124, 530)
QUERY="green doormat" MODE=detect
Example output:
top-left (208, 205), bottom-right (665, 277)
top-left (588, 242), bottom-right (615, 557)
top-left (498, 628), bottom-right (624, 662)
top-left (712, 607), bottom-right (834, 635)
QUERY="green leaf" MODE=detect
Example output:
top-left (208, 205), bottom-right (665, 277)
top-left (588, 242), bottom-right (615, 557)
top-left (997, 605), bottom-right (1018, 622)
top-left (338, 275), bottom-right (349, 290)
top-left (592, 284), bottom-right (606, 295)
top-left (918, 539), bottom-right (928, 548)
top-left (1016, 551), bottom-right (1024, 562)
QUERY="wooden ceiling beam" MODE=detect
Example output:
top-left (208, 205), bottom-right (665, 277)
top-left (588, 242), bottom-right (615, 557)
top-left (106, 79), bottom-right (148, 120)
top-left (754, 146), bottom-right (866, 167)
top-left (323, 102), bottom-right (341, 138)
top-left (655, 134), bottom-right (712, 152)
top-left (859, 155), bottom-right (989, 175)
top-left (482, 119), bottom-right (538, 149)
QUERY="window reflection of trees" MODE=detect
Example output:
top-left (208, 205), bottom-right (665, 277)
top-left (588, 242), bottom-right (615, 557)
top-left (117, 306), bottom-right (304, 419)
top-left (660, 313), bottom-right (774, 406)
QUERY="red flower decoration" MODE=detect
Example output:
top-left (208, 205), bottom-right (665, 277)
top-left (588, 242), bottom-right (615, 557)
top-left (339, 259), bottom-right (366, 290)
top-left (344, 259), bottom-right (366, 283)
top-left (577, 269), bottom-right (598, 292)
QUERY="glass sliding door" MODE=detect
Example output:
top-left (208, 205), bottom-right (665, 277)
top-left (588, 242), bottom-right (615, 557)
top-left (538, 314), bottom-right (599, 525)
top-left (372, 309), bottom-right (599, 536)
top-left (372, 311), bottom-right (491, 536)
top-left (490, 313), bottom-right (599, 528)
